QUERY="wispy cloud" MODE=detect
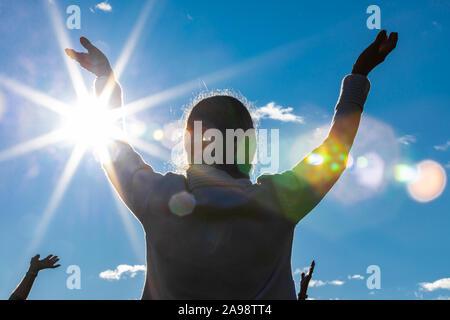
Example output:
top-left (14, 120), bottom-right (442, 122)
top-left (347, 274), bottom-right (364, 280)
top-left (95, 1), bottom-right (112, 12)
top-left (397, 135), bottom-right (416, 146)
top-left (99, 264), bottom-right (145, 280)
top-left (252, 102), bottom-right (304, 123)
top-left (432, 21), bottom-right (442, 31)
top-left (25, 163), bottom-right (40, 180)
top-left (293, 266), bottom-right (310, 276)
top-left (434, 141), bottom-right (450, 151)
top-left (309, 279), bottom-right (345, 287)
top-left (0, 91), bottom-right (5, 121)
top-left (309, 280), bottom-right (326, 287)
top-left (329, 280), bottom-right (345, 286)
top-left (419, 278), bottom-right (450, 291)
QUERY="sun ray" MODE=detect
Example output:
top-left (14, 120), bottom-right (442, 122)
top-left (127, 137), bottom-right (170, 160)
top-left (109, 184), bottom-right (144, 261)
top-left (98, 0), bottom-right (156, 105)
top-left (29, 144), bottom-right (85, 253)
top-left (46, 0), bottom-right (88, 99)
top-left (112, 79), bottom-right (199, 121)
top-left (114, 0), bottom-right (155, 81)
top-left (115, 37), bottom-right (315, 120)
top-left (0, 129), bottom-right (65, 163)
top-left (0, 74), bottom-right (70, 116)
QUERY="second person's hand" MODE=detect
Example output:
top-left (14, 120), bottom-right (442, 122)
top-left (29, 254), bottom-right (61, 273)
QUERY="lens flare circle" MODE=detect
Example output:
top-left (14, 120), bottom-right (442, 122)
top-left (395, 164), bottom-right (418, 183)
top-left (169, 191), bottom-right (196, 216)
top-left (407, 160), bottom-right (446, 203)
top-left (153, 129), bottom-right (164, 141)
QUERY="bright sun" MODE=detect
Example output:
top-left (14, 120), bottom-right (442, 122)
top-left (60, 96), bottom-right (123, 162)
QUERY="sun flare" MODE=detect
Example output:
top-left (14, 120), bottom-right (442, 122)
top-left (60, 96), bottom-right (123, 160)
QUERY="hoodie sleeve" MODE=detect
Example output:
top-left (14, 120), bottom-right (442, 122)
top-left (257, 74), bottom-right (370, 224)
top-left (95, 75), bottom-right (162, 221)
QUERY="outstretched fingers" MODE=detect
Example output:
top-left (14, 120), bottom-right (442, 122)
top-left (374, 30), bottom-right (387, 46)
top-left (65, 49), bottom-right (86, 62)
top-left (379, 31), bottom-right (398, 57)
top-left (80, 37), bottom-right (100, 54)
top-left (308, 260), bottom-right (315, 276)
top-left (50, 256), bottom-right (60, 268)
top-left (65, 49), bottom-right (92, 69)
top-left (388, 32), bottom-right (398, 50)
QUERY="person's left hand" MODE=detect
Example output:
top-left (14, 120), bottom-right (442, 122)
top-left (352, 30), bottom-right (398, 76)
top-left (29, 254), bottom-right (61, 273)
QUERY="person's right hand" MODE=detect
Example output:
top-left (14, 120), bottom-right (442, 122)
top-left (65, 37), bottom-right (112, 77)
top-left (29, 254), bottom-right (61, 273)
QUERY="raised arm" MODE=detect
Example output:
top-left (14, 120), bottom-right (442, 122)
top-left (258, 30), bottom-right (398, 223)
top-left (65, 37), bottom-right (160, 220)
top-left (65, 37), bottom-right (121, 109)
top-left (9, 254), bottom-right (60, 300)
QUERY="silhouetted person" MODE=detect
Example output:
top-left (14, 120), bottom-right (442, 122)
top-left (66, 30), bottom-right (397, 299)
top-left (298, 260), bottom-right (315, 300)
top-left (9, 254), bottom-right (60, 300)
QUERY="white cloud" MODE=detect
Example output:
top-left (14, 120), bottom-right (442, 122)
top-left (0, 91), bottom-right (5, 121)
top-left (347, 274), bottom-right (364, 280)
top-left (397, 135), bottom-right (416, 146)
top-left (309, 279), bottom-right (345, 287)
top-left (95, 1), bottom-right (112, 12)
top-left (434, 141), bottom-right (450, 151)
top-left (309, 280), bottom-right (326, 287)
top-left (252, 102), bottom-right (304, 123)
top-left (293, 268), bottom-right (302, 276)
top-left (99, 264), bottom-right (145, 280)
top-left (328, 280), bottom-right (345, 286)
top-left (25, 163), bottom-right (40, 180)
top-left (293, 266), bottom-right (310, 276)
top-left (419, 278), bottom-right (450, 291)
top-left (437, 295), bottom-right (450, 300)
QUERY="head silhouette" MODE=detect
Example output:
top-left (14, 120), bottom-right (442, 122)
top-left (184, 95), bottom-right (256, 178)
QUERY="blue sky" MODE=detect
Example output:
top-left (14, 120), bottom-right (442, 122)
top-left (0, 0), bottom-right (449, 299)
